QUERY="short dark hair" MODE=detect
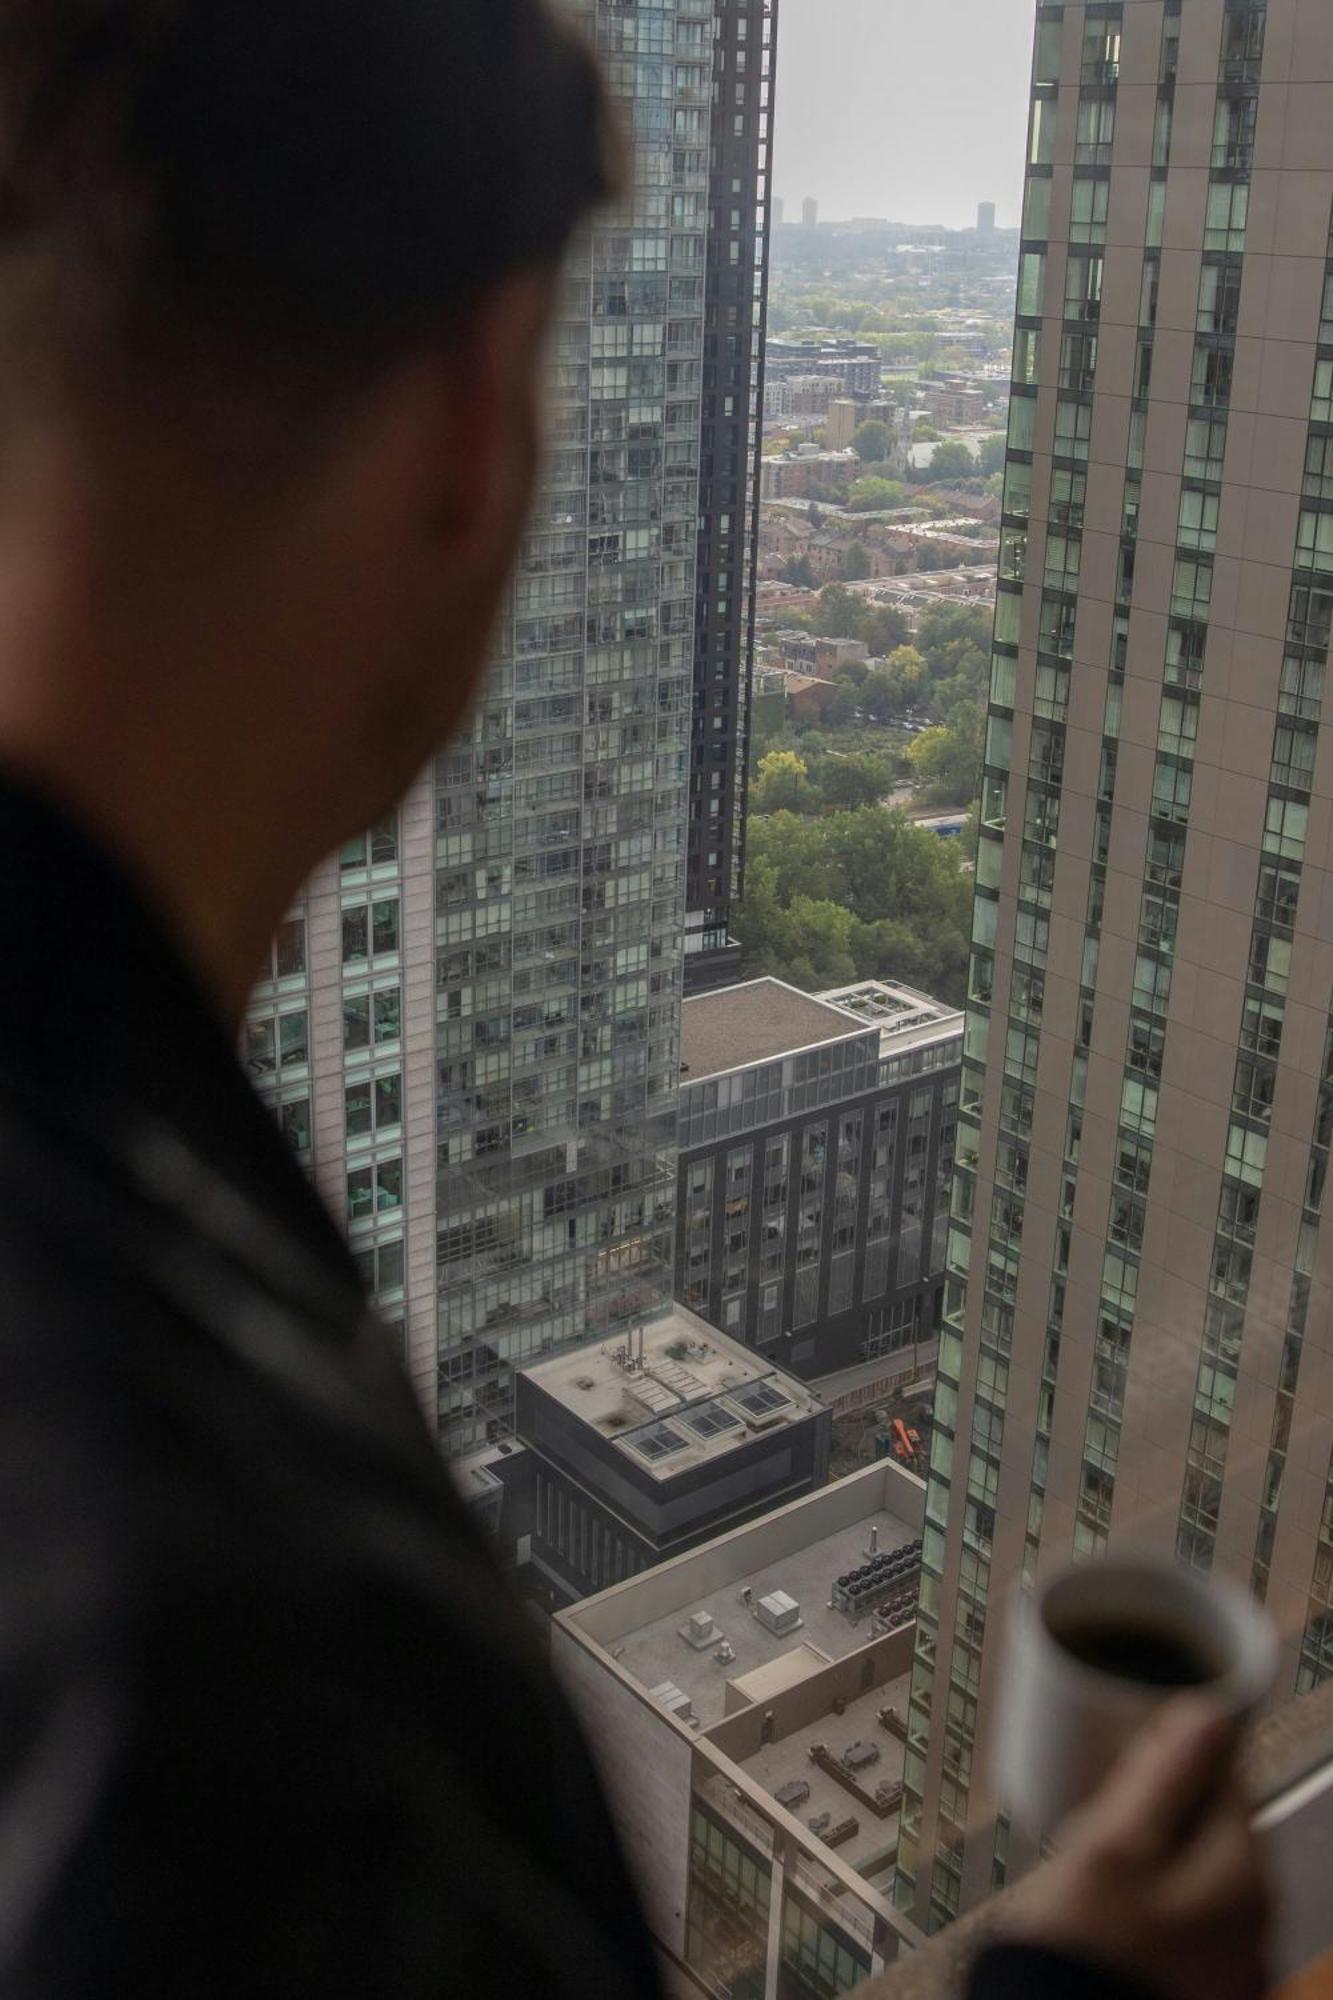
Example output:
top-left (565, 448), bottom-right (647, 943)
top-left (0, 0), bottom-right (617, 426)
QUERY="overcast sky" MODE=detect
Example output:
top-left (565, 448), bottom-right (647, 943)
top-left (772, 0), bottom-right (1035, 230)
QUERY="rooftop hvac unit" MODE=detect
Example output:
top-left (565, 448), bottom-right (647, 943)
top-left (756, 1590), bottom-right (802, 1635)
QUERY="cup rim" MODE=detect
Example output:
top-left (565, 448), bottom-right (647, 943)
top-left (1026, 1554), bottom-right (1279, 1711)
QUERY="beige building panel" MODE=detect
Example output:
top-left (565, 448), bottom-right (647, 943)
top-left (1109, 166), bottom-right (1153, 250)
top-left (1111, 84), bottom-right (1158, 171)
top-left (1282, 93), bottom-right (1333, 176)
top-left (1101, 245), bottom-right (1147, 331)
top-left (1291, 1), bottom-right (1333, 85)
top-left (1173, 0), bottom-right (1224, 84)
top-left (1089, 391), bottom-right (1133, 471)
top-left (1272, 169), bottom-right (1333, 258)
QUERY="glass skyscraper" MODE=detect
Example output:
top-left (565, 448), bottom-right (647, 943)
top-left (245, 0), bottom-right (775, 1457)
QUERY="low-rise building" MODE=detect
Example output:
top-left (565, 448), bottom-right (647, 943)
top-left (761, 448), bottom-right (859, 500)
top-left (675, 979), bottom-right (963, 1382)
top-left (552, 1459), bottom-right (929, 1998)
top-left (813, 636), bottom-right (869, 678)
top-left (515, 1308), bottom-right (832, 1607)
top-left (825, 397), bottom-right (904, 455)
top-left (922, 385), bottom-right (990, 426)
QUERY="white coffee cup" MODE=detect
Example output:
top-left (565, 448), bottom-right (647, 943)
top-left (992, 1556), bottom-right (1278, 1839)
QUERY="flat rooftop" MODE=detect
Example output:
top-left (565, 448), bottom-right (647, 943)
top-left (732, 1671), bottom-right (911, 1882)
top-left (520, 1307), bottom-right (824, 1486)
top-left (681, 978), bottom-right (868, 1083)
top-left (608, 1498), bottom-right (917, 1729)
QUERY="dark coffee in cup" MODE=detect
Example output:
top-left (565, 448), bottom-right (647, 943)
top-left (1049, 1611), bottom-right (1224, 1690)
top-left (994, 1557), bottom-right (1278, 1841)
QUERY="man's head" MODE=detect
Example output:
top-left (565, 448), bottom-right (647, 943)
top-left (0, 0), bottom-right (617, 1008)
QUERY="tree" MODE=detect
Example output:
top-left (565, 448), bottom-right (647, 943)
top-left (751, 749), bottom-right (809, 815)
top-left (782, 554), bottom-right (816, 588)
top-left (734, 805), bottom-right (972, 1006)
top-left (906, 707), bottom-right (985, 808)
top-left (833, 660), bottom-right (870, 688)
top-left (916, 604), bottom-right (991, 718)
top-left (823, 686), bottom-right (860, 729)
top-left (805, 584), bottom-right (865, 639)
top-left (852, 420), bottom-right (892, 463)
top-left (861, 605), bottom-right (912, 656)
top-left (807, 502), bottom-right (824, 528)
top-left (842, 541), bottom-right (872, 582)
top-left (976, 432), bottom-right (1007, 476)
top-left (820, 752), bottom-right (894, 810)
top-left (925, 439), bottom-right (979, 481)
top-left (848, 476), bottom-right (907, 512)
top-left (860, 672), bottom-right (895, 725)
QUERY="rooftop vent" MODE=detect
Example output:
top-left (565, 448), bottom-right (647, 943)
top-left (680, 1610), bottom-right (721, 1651)
top-left (756, 1590), bottom-right (802, 1636)
top-left (649, 1681), bottom-right (694, 1724)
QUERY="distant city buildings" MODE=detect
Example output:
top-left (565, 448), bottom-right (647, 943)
top-left (802, 196), bottom-right (819, 229)
top-left (675, 979), bottom-right (963, 1382)
top-left (976, 201), bottom-right (996, 235)
top-left (760, 448), bottom-right (860, 501)
top-left (774, 196), bottom-right (786, 228)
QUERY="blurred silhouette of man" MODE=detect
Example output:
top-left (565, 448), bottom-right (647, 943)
top-left (0, 4), bottom-right (1268, 1997)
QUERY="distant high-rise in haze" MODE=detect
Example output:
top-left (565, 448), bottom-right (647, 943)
top-left (688, 0), bottom-right (779, 993)
top-left (773, 195), bottom-right (786, 228)
top-left (245, 0), bottom-right (775, 1455)
top-left (899, 0), bottom-right (1333, 1933)
top-left (976, 200), bottom-right (997, 235)
top-left (802, 195), bottom-right (818, 229)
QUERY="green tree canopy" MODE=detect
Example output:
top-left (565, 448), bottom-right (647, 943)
top-left (848, 476), bottom-right (907, 512)
top-left (924, 439), bottom-right (979, 481)
top-left (842, 541), bottom-right (872, 582)
top-left (852, 420), bottom-right (892, 462)
top-left (906, 706), bottom-right (984, 807)
top-left (751, 748), bottom-right (809, 815)
top-left (734, 806), bottom-right (971, 1004)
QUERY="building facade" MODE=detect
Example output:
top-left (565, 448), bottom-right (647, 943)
top-left (900, 0), bottom-right (1333, 1932)
top-left (247, 0), bottom-right (740, 1455)
top-left (676, 980), bottom-right (962, 1381)
top-left (687, 0), bottom-right (780, 994)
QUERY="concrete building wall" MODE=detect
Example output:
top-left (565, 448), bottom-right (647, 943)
top-left (904, 0), bottom-right (1333, 1933)
top-left (553, 1622), bottom-right (697, 1964)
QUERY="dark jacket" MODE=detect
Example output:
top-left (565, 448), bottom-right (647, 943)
top-left (970, 1945), bottom-right (1161, 2000)
top-left (0, 777), bottom-right (662, 1997)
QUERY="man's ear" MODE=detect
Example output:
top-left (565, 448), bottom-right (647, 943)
top-left (432, 269), bottom-right (557, 574)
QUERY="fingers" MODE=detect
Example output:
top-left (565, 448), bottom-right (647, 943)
top-left (1090, 1698), bottom-right (1241, 1864)
top-left (1166, 1784), bottom-right (1270, 1932)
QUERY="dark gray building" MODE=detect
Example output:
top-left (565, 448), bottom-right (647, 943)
top-left (514, 1309), bottom-right (830, 1605)
top-left (676, 980), bottom-right (964, 1381)
top-left (687, 0), bottom-right (780, 994)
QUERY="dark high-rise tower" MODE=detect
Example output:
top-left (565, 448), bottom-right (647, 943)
top-left (686, 0), bottom-right (780, 994)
